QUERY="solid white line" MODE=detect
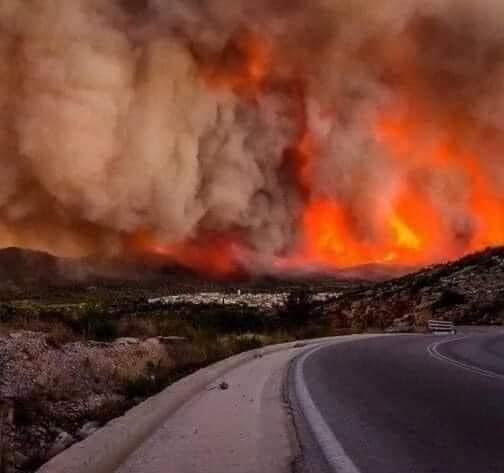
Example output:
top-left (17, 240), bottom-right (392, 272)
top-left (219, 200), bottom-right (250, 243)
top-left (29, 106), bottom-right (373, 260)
top-left (427, 336), bottom-right (504, 381)
top-left (295, 344), bottom-right (362, 473)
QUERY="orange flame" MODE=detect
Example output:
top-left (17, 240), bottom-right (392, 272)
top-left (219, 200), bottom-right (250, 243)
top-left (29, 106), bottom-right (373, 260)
top-left (303, 199), bottom-right (376, 267)
top-left (293, 97), bottom-right (504, 269)
top-left (374, 103), bottom-right (504, 264)
top-left (133, 30), bottom-right (504, 275)
top-left (130, 230), bottom-right (245, 278)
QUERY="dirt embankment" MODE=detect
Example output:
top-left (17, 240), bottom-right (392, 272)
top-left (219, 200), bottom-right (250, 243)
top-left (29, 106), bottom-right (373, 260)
top-left (0, 332), bottom-right (187, 473)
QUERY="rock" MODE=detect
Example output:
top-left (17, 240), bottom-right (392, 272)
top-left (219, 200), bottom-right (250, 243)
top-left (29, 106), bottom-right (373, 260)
top-left (341, 309), bottom-right (354, 319)
top-left (76, 421), bottom-right (100, 440)
top-left (88, 341), bottom-right (109, 347)
top-left (219, 381), bottom-right (229, 390)
top-left (157, 336), bottom-right (188, 345)
top-left (393, 313), bottom-right (414, 324)
top-left (385, 324), bottom-right (413, 333)
top-left (48, 431), bottom-right (76, 458)
top-left (386, 314), bottom-right (414, 333)
top-left (36, 426), bottom-right (48, 436)
top-left (114, 337), bottom-right (140, 345)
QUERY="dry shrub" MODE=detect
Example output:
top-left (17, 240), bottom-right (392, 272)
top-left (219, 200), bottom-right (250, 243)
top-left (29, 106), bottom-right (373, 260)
top-left (117, 317), bottom-right (158, 339)
top-left (44, 324), bottom-right (77, 348)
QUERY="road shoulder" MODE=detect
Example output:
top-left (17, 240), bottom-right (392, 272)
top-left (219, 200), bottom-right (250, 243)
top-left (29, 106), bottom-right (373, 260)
top-left (37, 337), bottom-right (337, 473)
top-left (287, 335), bottom-right (387, 473)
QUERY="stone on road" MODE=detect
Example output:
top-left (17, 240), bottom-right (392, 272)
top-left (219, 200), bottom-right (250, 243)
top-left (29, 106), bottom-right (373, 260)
top-left (116, 349), bottom-right (298, 473)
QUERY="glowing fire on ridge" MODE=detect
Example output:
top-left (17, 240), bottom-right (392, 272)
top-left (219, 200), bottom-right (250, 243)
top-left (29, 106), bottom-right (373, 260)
top-left (130, 230), bottom-right (245, 278)
top-left (133, 27), bottom-right (504, 275)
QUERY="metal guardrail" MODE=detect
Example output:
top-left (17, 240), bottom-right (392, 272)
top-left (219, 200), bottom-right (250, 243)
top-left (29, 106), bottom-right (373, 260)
top-left (428, 319), bottom-right (456, 334)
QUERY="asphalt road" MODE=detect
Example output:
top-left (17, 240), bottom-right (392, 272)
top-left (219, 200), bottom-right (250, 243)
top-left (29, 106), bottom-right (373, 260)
top-left (293, 328), bottom-right (504, 473)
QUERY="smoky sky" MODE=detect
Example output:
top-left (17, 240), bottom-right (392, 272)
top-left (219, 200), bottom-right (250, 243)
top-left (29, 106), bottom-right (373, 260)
top-left (0, 0), bottom-right (503, 267)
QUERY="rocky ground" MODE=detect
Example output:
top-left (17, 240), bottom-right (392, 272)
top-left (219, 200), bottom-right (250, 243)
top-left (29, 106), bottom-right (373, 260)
top-left (0, 292), bottom-right (329, 472)
top-left (325, 247), bottom-right (504, 332)
top-left (0, 332), bottom-right (187, 472)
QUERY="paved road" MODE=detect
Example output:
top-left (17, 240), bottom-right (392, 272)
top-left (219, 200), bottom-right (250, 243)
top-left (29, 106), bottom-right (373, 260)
top-left (37, 335), bottom-right (380, 473)
top-left (293, 328), bottom-right (504, 473)
top-left (115, 348), bottom-right (297, 473)
top-left (113, 335), bottom-right (378, 473)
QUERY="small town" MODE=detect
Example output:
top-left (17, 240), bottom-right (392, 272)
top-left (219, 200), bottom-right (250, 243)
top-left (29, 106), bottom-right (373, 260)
top-left (148, 291), bottom-right (340, 309)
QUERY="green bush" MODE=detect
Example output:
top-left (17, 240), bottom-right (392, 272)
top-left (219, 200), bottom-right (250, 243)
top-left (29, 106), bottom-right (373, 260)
top-left (122, 360), bottom-right (201, 400)
top-left (78, 305), bottom-right (118, 341)
top-left (13, 397), bottom-right (44, 427)
top-left (279, 291), bottom-right (323, 328)
top-left (175, 304), bottom-right (268, 335)
top-left (231, 335), bottom-right (264, 353)
top-left (123, 374), bottom-right (156, 400)
top-left (0, 304), bottom-right (15, 323)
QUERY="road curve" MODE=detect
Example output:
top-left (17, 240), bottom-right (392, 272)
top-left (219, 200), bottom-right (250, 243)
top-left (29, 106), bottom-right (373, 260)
top-left (113, 335), bottom-right (379, 473)
top-left (292, 327), bottom-right (504, 473)
top-left (38, 335), bottom-right (381, 473)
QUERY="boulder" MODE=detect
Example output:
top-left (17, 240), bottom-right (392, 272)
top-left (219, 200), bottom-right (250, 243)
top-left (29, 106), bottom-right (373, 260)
top-left (48, 431), bottom-right (75, 458)
top-left (115, 337), bottom-right (140, 345)
top-left (76, 421), bottom-right (100, 440)
top-left (386, 313), bottom-right (415, 333)
top-left (157, 336), bottom-right (188, 345)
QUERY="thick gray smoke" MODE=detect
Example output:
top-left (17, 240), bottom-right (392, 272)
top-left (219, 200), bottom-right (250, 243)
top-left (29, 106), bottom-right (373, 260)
top-left (0, 0), bottom-right (303, 259)
top-left (1, 0), bottom-right (504, 268)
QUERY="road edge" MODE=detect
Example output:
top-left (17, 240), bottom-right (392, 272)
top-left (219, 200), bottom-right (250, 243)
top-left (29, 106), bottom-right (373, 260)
top-left (37, 336), bottom-right (340, 473)
top-left (286, 334), bottom-right (388, 473)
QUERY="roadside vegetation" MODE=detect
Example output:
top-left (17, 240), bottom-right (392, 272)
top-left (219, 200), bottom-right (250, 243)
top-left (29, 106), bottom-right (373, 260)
top-left (0, 290), bottom-right (333, 473)
top-left (0, 289), bottom-right (334, 349)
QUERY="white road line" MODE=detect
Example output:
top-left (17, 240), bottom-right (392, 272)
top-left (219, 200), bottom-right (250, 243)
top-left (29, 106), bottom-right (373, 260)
top-left (427, 336), bottom-right (504, 381)
top-left (295, 344), bottom-right (362, 473)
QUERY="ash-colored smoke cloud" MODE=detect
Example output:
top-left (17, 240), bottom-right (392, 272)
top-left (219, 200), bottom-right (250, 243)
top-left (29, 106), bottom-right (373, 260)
top-left (0, 0), bottom-right (503, 264)
top-left (0, 0), bottom-right (302, 259)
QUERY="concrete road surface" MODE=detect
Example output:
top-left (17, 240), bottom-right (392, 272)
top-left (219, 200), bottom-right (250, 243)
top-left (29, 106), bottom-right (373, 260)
top-left (114, 335), bottom-right (379, 473)
top-left (115, 348), bottom-right (298, 473)
top-left (292, 327), bottom-right (504, 473)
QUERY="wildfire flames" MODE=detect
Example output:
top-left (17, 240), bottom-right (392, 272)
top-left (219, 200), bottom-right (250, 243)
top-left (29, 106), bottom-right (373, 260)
top-left (1, 0), bottom-right (504, 276)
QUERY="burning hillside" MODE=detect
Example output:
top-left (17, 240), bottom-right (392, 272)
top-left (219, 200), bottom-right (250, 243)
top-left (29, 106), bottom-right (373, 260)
top-left (1, 0), bottom-right (504, 275)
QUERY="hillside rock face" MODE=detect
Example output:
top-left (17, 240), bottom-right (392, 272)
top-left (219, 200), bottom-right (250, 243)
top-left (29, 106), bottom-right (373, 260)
top-left (325, 247), bottom-right (504, 331)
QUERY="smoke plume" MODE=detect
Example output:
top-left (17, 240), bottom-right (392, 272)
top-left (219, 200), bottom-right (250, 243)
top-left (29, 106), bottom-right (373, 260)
top-left (1, 0), bottom-right (504, 272)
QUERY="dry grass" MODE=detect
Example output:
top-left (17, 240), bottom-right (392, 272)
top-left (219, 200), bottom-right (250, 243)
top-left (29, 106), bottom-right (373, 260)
top-left (0, 291), bottom-right (333, 472)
